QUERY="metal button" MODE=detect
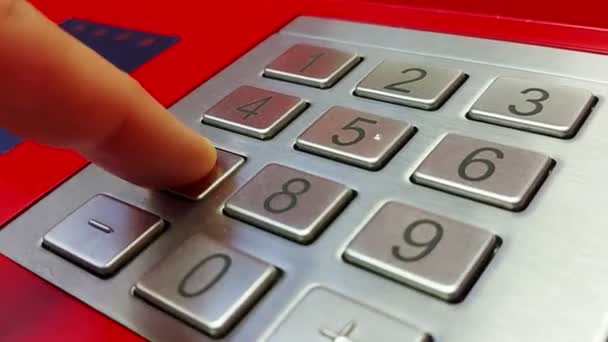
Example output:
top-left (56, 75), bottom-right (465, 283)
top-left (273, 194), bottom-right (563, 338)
top-left (355, 60), bottom-right (466, 110)
top-left (134, 234), bottom-right (278, 337)
top-left (224, 164), bottom-right (353, 243)
top-left (344, 202), bottom-right (497, 302)
top-left (263, 44), bottom-right (361, 88)
top-left (42, 194), bottom-right (165, 277)
top-left (203, 86), bottom-right (307, 139)
top-left (412, 134), bottom-right (553, 211)
top-left (468, 77), bottom-right (595, 138)
top-left (263, 287), bottom-right (430, 342)
top-left (296, 106), bottom-right (415, 170)
top-left (169, 149), bottom-right (244, 201)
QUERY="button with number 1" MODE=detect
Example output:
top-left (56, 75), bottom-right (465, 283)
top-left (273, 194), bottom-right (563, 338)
top-left (264, 44), bottom-right (361, 88)
top-left (224, 164), bottom-right (354, 243)
top-left (203, 86), bottom-right (307, 139)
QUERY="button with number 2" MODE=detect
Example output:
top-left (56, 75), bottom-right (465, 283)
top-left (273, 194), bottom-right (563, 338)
top-left (355, 60), bottom-right (466, 110)
top-left (224, 164), bottom-right (354, 243)
top-left (344, 202), bottom-right (497, 302)
top-left (468, 77), bottom-right (595, 138)
top-left (203, 86), bottom-right (307, 140)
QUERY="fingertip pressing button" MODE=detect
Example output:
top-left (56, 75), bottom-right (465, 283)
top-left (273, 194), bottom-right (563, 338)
top-left (169, 149), bottom-right (244, 201)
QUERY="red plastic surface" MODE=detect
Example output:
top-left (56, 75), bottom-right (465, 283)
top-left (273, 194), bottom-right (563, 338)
top-left (1, 0), bottom-right (607, 340)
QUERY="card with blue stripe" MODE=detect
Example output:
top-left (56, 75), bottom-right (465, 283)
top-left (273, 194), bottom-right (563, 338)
top-left (60, 18), bottom-right (179, 73)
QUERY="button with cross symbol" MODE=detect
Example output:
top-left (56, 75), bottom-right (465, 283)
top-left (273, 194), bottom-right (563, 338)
top-left (263, 287), bottom-right (430, 342)
top-left (203, 86), bottom-right (307, 140)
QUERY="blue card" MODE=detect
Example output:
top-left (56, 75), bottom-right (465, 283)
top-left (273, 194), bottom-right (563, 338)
top-left (60, 18), bottom-right (179, 73)
top-left (0, 129), bottom-right (21, 154)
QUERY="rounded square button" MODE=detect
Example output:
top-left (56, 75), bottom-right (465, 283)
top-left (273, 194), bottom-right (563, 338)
top-left (263, 44), bottom-right (361, 88)
top-left (344, 202), bottom-right (497, 302)
top-left (355, 60), bottom-right (466, 110)
top-left (468, 77), bottom-right (595, 138)
top-left (263, 287), bottom-right (429, 342)
top-left (134, 235), bottom-right (278, 337)
top-left (203, 86), bottom-right (307, 139)
top-left (412, 134), bottom-right (553, 211)
top-left (296, 106), bottom-right (415, 170)
top-left (42, 194), bottom-right (165, 277)
top-left (224, 164), bottom-right (354, 243)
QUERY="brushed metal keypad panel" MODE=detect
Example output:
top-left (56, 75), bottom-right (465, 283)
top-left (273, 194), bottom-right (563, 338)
top-left (2, 16), bottom-right (608, 342)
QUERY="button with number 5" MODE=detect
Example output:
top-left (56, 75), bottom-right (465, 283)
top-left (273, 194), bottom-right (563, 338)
top-left (203, 86), bottom-right (307, 140)
top-left (412, 134), bottom-right (553, 211)
top-left (355, 60), bottom-right (466, 110)
top-left (469, 77), bottom-right (595, 138)
top-left (224, 164), bottom-right (354, 243)
top-left (344, 202), bottom-right (497, 302)
top-left (296, 106), bottom-right (415, 170)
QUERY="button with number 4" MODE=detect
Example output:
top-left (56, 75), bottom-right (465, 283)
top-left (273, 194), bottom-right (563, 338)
top-left (296, 106), bottom-right (415, 170)
top-left (224, 164), bottom-right (354, 243)
top-left (203, 86), bottom-right (307, 140)
top-left (412, 134), bottom-right (553, 211)
top-left (468, 77), bottom-right (595, 138)
top-left (344, 202), bottom-right (497, 302)
top-left (355, 60), bottom-right (466, 110)
top-left (264, 44), bottom-right (361, 89)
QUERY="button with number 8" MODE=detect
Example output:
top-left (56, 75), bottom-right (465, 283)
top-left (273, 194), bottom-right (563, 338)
top-left (203, 86), bottom-right (307, 140)
top-left (412, 134), bottom-right (553, 211)
top-left (224, 164), bottom-right (354, 243)
top-left (344, 202), bottom-right (497, 302)
top-left (296, 106), bottom-right (415, 170)
top-left (355, 60), bottom-right (466, 110)
top-left (468, 77), bottom-right (595, 138)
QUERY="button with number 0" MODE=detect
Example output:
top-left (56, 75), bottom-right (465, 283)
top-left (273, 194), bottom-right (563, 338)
top-left (412, 134), bottom-right (553, 211)
top-left (224, 164), bottom-right (354, 243)
top-left (469, 77), bottom-right (595, 138)
top-left (296, 106), bottom-right (415, 170)
top-left (203, 86), bottom-right (307, 139)
top-left (344, 202), bottom-right (497, 302)
top-left (355, 60), bottom-right (466, 110)
top-left (264, 44), bottom-right (361, 88)
top-left (134, 234), bottom-right (278, 337)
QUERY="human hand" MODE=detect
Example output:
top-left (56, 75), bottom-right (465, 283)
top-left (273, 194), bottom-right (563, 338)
top-left (0, 0), bottom-right (217, 188)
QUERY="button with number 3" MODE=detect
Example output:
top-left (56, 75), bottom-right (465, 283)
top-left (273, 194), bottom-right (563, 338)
top-left (355, 60), bottom-right (466, 110)
top-left (296, 106), bottom-right (415, 170)
top-left (224, 164), bottom-right (354, 243)
top-left (468, 77), bottom-right (595, 138)
top-left (412, 134), bottom-right (553, 211)
top-left (203, 86), bottom-right (307, 139)
top-left (345, 202), bottom-right (497, 302)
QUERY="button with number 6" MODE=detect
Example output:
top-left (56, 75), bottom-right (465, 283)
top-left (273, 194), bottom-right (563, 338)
top-left (412, 134), bottom-right (553, 211)
top-left (468, 77), bottom-right (595, 138)
top-left (296, 106), bottom-right (415, 170)
top-left (224, 164), bottom-right (354, 243)
top-left (203, 86), bottom-right (307, 140)
top-left (344, 202), bottom-right (498, 302)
